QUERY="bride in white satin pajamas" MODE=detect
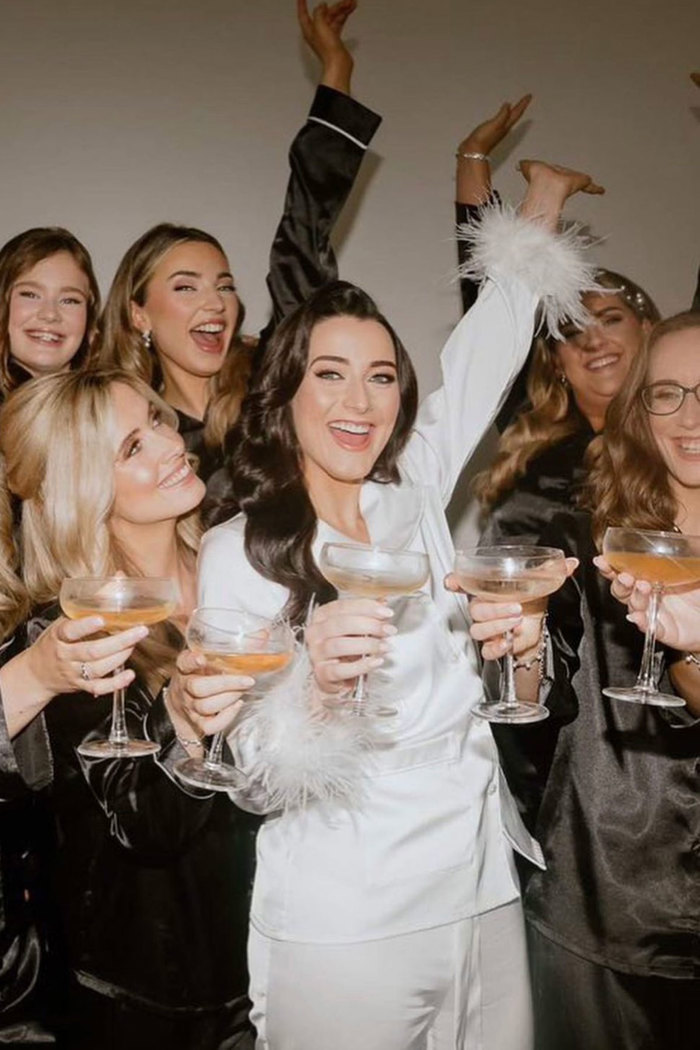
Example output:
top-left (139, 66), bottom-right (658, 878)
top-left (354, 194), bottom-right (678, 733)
top-left (190, 161), bottom-right (604, 1050)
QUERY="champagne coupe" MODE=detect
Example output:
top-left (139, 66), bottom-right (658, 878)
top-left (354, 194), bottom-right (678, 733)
top-left (319, 542), bottom-right (430, 717)
top-left (602, 527), bottom-right (700, 707)
top-left (174, 608), bottom-right (295, 791)
top-left (453, 546), bottom-right (568, 724)
top-left (60, 576), bottom-right (178, 758)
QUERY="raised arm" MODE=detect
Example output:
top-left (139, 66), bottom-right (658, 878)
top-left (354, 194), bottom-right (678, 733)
top-left (403, 160), bottom-right (605, 505)
top-left (257, 0), bottom-right (381, 350)
top-left (455, 95), bottom-right (532, 299)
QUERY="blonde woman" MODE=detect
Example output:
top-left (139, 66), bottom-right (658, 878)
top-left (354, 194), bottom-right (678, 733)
top-left (99, 0), bottom-right (381, 525)
top-left (472, 269), bottom-right (659, 543)
top-left (0, 370), bottom-right (255, 1049)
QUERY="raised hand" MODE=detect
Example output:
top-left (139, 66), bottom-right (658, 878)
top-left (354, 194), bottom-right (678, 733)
top-left (519, 160), bottom-right (605, 199)
top-left (458, 95), bottom-right (533, 158)
top-left (297, 0), bottom-right (357, 94)
top-left (456, 95), bottom-right (532, 205)
top-left (518, 159), bottom-right (605, 230)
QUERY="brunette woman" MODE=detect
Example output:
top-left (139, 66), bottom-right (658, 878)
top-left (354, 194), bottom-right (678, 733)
top-left (465, 312), bottom-right (700, 1049)
top-left (0, 226), bottom-right (99, 397)
top-left (175, 160), bottom-right (605, 1050)
top-left (0, 370), bottom-right (258, 1049)
top-left (99, 0), bottom-right (381, 524)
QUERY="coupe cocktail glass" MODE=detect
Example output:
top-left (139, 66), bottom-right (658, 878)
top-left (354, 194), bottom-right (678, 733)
top-left (60, 576), bottom-right (177, 758)
top-left (319, 542), bottom-right (430, 716)
top-left (174, 608), bottom-right (295, 791)
top-left (601, 527), bottom-right (700, 707)
top-left (453, 546), bottom-right (567, 723)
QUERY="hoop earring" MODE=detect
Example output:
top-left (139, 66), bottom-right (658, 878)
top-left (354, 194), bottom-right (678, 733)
top-left (141, 330), bottom-right (152, 349)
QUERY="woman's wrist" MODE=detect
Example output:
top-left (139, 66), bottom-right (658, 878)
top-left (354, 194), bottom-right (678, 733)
top-left (320, 54), bottom-right (353, 95)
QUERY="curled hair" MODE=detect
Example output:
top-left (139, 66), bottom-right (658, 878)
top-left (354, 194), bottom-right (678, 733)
top-left (474, 269), bottom-right (660, 508)
top-left (99, 223), bottom-right (251, 450)
top-left (230, 281), bottom-right (419, 626)
top-left (586, 311), bottom-right (700, 549)
top-left (0, 227), bottom-right (100, 397)
top-left (0, 369), bottom-right (201, 691)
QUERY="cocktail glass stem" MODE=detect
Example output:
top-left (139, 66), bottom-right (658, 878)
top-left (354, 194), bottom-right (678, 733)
top-left (500, 629), bottom-right (518, 711)
top-left (352, 673), bottom-right (367, 716)
top-left (635, 584), bottom-right (662, 693)
top-left (205, 731), bottom-right (225, 771)
top-left (108, 671), bottom-right (129, 749)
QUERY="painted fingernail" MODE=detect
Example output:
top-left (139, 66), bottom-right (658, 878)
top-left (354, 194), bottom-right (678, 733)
top-left (377, 606), bottom-right (394, 618)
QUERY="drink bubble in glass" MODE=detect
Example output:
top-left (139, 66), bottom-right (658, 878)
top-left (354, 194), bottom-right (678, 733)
top-left (60, 576), bottom-right (178, 758)
top-left (601, 527), bottom-right (700, 707)
top-left (174, 608), bottom-right (295, 792)
top-left (453, 546), bottom-right (568, 724)
top-left (319, 542), bottom-right (430, 717)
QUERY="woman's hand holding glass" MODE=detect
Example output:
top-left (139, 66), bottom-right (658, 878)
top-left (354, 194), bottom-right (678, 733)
top-left (595, 553), bottom-right (700, 653)
top-left (305, 598), bottom-right (396, 699)
top-left (169, 650), bottom-right (254, 739)
top-left (25, 615), bottom-right (146, 699)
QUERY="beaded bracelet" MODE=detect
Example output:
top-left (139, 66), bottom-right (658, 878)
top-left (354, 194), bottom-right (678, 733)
top-left (683, 652), bottom-right (700, 669)
top-left (513, 620), bottom-right (550, 678)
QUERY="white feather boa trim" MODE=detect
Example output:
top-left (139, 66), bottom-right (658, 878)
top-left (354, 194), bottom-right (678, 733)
top-left (227, 649), bottom-right (382, 812)
top-left (456, 203), bottom-right (608, 339)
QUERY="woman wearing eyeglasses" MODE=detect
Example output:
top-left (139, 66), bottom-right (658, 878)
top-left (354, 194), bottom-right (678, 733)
top-left (462, 312), bottom-right (700, 1049)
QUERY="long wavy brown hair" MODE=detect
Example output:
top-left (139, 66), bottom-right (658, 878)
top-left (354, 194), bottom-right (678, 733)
top-left (0, 370), bottom-right (201, 694)
top-left (585, 312), bottom-right (700, 548)
top-left (99, 223), bottom-right (251, 450)
top-left (474, 269), bottom-right (659, 509)
top-left (230, 281), bottom-right (419, 627)
top-left (0, 227), bottom-right (100, 398)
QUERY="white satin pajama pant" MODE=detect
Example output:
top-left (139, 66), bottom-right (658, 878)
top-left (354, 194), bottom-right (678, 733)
top-left (248, 899), bottom-right (533, 1050)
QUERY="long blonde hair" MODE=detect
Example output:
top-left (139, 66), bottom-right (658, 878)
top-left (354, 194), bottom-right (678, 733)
top-left (474, 270), bottom-right (660, 509)
top-left (0, 370), bottom-right (201, 692)
top-left (99, 223), bottom-right (251, 449)
top-left (585, 312), bottom-right (700, 549)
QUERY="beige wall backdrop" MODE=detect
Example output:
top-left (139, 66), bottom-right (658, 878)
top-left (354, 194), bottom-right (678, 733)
top-left (0, 0), bottom-right (698, 540)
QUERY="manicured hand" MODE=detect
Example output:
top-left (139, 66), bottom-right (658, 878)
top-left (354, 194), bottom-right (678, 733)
top-left (594, 554), bottom-right (700, 652)
top-left (305, 598), bottom-right (396, 693)
top-left (169, 649), bottom-right (255, 737)
top-left (27, 615), bottom-right (146, 697)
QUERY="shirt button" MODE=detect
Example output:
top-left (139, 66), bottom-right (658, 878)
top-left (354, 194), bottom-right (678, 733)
top-left (488, 781), bottom-right (498, 796)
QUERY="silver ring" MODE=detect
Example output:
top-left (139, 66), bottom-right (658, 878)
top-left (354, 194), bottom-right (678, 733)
top-left (80, 662), bottom-right (91, 682)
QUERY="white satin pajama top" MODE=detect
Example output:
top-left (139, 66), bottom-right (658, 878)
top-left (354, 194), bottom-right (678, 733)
top-left (198, 271), bottom-right (545, 945)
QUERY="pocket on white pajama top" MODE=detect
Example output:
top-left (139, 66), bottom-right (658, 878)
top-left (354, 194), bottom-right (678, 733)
top-left (360, 731), bottom-right (475, 887)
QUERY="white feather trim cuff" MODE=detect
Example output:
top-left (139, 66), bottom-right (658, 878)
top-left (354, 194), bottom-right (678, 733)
top-left (227, 650), bottom-right (378, 812)
top-left (457, 203), bottom-right (607, 339)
